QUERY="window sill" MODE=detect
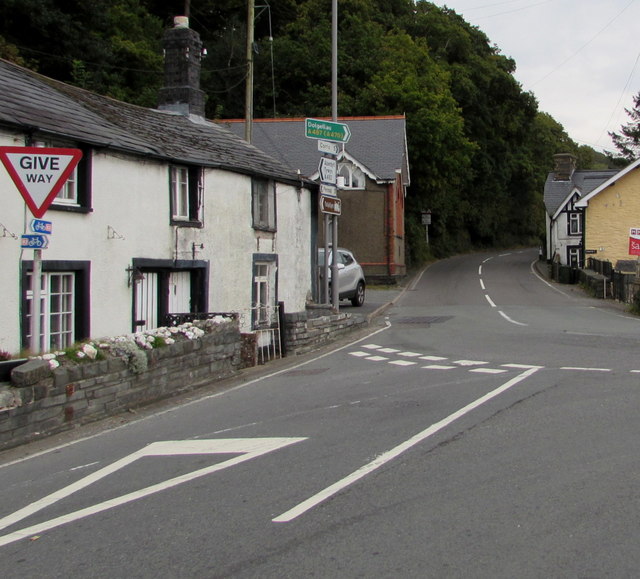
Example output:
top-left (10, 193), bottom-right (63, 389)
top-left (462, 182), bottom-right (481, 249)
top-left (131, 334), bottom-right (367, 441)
top-left (171, 219), bottom-right (203, 228)
top-left (50, 205), bottom-right (93, 214)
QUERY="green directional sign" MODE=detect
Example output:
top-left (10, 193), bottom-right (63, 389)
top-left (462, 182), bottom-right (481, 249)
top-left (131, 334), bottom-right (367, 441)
top-left (305, 118), bottom-right (351, 143)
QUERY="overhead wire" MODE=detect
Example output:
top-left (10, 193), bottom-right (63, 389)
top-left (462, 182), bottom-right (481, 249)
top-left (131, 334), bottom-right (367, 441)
top-left (597, 50), bottom-right (640, 147)
top-left (526, 0), bottom-right (636, 89)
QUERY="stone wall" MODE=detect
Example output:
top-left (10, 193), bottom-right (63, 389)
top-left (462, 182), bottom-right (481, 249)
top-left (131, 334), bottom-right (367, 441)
top-left (0, 309), bottom-right (371, 450)
top-left (0, 320), bottom-right (241, 450)
top-left (284, 307), bottom-right (367, 354)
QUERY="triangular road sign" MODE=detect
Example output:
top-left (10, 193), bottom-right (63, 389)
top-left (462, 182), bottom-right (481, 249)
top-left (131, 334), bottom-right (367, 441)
top-left (0, 146), bottom-right (82, 218)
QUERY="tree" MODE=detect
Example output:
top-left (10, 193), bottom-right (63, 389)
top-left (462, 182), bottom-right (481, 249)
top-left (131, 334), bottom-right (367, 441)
top-left (0, 0), bottom-right (598, 259)
top-left (0, 0), bottom-right (163, 107)
top-left (609, 91), bottom-right (640, 163)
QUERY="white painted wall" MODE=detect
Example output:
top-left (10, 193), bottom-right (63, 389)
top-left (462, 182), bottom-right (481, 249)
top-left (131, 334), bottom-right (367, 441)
top-left (275, 183), bottom-right (313, 312)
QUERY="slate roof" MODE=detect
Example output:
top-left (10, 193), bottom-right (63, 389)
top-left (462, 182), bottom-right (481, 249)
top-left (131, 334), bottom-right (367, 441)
top-left (0, 58), bottom-right (307, 185)
top-left (575, 158), bottom-right (640, 208)
top-left (218, 116), bottom-right (410, 183)
top-left (543, 169), bottom-right (618, 217)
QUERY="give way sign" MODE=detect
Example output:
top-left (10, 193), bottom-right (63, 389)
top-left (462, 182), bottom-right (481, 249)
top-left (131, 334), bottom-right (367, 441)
top-left (0, 146), bottom-right (82, 218)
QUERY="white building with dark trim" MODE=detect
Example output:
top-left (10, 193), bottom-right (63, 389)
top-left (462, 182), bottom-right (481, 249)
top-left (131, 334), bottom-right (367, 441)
top-left (0, 19), bottom-right (316, 356)
top-left (543, 154), bottom-right (616, 267)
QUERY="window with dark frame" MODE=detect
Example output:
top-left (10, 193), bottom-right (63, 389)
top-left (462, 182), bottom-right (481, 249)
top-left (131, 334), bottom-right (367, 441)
top-left (568, 246), bottom-right (581, 268)
top-left (21, 261), bottom-right (90, 351)
top-left (252, 178), bottom-right (276, 231)
top-left (251, 254), bottom-right (277, 329)
top-left (34, 140), bottom-right (92, 213)
top-left (568, 212), bottom-right (581, 235)
top-left (170, 165), bottom-right (203, 225)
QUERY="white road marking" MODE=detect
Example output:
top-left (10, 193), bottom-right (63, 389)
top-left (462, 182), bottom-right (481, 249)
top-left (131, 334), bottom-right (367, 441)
top-left (498, 310), bottom-right (528, 326)
top-left (419, 355), bottom-right (448, 361)
top-left (273, 366), bottom-right (541, 523)
top-left (0, 438), bottom-right (306, 547)
top-left (349, 351), bottom-right (371, 357)
top-left (470, 368), bottom-right (508, 374)
top-left (398, 351), bottom-right (423, 357)
top-left (480, 279), bottom-right (486, 290)
top-left (421, 364), bottom-right (456, 370)
top-left (378, 348), bottom-right (400, 353)
top-left (453, 360), bottom-right (489, 366)
top-left (388, 360), bottom-right (417, 367)
top-left (69, 461), bottom-right (100, 472)
top-left (0, 324), bottom-right (393, 472)
top-left (529, 259), bottom-right (573, 298)
top-left (485, 294), bottom-right (497, 308)
top-left (502, 364), bottom-right (542, 369)
top-left (560, 367), bottom-right (611, 372)
top-left (362, 344), bottom-right (382, 349)
top-left (366, 356), bottom-right (389, 362)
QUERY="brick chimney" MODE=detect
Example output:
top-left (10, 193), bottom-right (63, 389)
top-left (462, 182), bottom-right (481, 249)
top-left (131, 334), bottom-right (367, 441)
top-left (158, 16), bottom-right (206, 117)
top-left (552, 153), bottom-right (577, 181)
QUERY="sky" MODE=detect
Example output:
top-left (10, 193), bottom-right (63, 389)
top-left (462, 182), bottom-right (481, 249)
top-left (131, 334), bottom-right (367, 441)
top-left (434, 0), bottom-right (640, 153)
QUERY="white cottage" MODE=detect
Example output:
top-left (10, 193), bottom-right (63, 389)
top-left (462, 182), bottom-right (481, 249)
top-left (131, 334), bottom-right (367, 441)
top-left (543, 154), bottom-right (617, 267)
top-left (0, 20), bottom-right (316, 356)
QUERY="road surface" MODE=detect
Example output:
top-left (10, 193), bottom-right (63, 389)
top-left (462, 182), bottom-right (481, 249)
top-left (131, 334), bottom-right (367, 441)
top-left (1, 248), bottom-right (639, 577)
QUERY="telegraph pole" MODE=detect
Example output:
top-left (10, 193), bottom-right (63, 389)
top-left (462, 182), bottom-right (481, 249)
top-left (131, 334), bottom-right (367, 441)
top-left (245, 0), bottom-right (255, 143)
top-left (330, 0), bottom-right (339, 310)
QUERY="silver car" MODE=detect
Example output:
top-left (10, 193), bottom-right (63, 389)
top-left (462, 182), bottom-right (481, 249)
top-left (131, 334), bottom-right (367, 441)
top-left (318, 247), bottom-right (366, 307)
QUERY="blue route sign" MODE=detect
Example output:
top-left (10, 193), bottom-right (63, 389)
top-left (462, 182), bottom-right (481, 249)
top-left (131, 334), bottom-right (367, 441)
top-left (21, 234), bottom-right (49, 249)
top-left (31, 219), bottom-right (52, 234)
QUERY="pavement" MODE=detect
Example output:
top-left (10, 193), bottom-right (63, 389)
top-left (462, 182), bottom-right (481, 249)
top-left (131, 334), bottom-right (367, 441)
top-left (337, 283), bottom-right (406, 323)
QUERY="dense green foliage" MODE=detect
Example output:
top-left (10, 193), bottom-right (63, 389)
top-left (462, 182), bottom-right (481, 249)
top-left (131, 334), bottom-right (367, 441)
top-left (0, 0), bottom-right (610, 261)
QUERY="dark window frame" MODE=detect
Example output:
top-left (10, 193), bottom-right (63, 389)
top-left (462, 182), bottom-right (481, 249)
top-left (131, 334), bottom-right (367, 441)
top-left (170, 165), bottom-right (203, 227)
top-left (251, 178), bottom-right (276, 232)
top-left (251, 253), bottom-right (278, 329)
top-left (20, 260), bottom-right (91, 350)
top-left (131, 258), bottom-right (209, 331)
top-left (567, 211), bottom-right (582, 235)
top-left (29, 139), bottom-right (93, 215)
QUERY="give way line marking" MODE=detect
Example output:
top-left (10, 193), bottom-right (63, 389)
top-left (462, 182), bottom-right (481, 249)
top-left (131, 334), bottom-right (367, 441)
top-left (273, 366), bottom-right (541, 523)
top-left (0, 438), bottom-right (305, 548)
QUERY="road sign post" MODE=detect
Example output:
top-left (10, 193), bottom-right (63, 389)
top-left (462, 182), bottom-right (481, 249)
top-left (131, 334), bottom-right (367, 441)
top-left (305, 118), bottom-right (351, 143)
top-left (0, 146), bottom-right (75, 353)
top-left (318, 157), bottom-right (337, 185)
top-left (0, 146), bottom-right (82, 218)
top-left (318, 140), bottom-right (341, 156)
top-left (320, 195), bottom-right (341, 215)
top-left (305, 120), bottom-right (349, 309)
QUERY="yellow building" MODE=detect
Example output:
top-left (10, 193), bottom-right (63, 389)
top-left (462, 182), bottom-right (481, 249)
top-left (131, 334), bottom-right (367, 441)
top-left (575, 159), bottom-right (640, 269)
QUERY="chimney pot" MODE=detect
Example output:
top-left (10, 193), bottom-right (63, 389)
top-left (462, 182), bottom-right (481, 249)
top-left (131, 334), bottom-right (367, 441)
top-left (174, 16), bottom-right (189, 28)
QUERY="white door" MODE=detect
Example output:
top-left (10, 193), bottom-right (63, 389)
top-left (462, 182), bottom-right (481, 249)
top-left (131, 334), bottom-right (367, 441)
top-left (135, 272), bottom-right (158, 332)
top-left (168, 271), bottom-right (191, 314)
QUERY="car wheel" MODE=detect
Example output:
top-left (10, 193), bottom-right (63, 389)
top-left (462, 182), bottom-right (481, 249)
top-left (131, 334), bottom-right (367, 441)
top-left (351, 281), bottom-right (365, 307)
